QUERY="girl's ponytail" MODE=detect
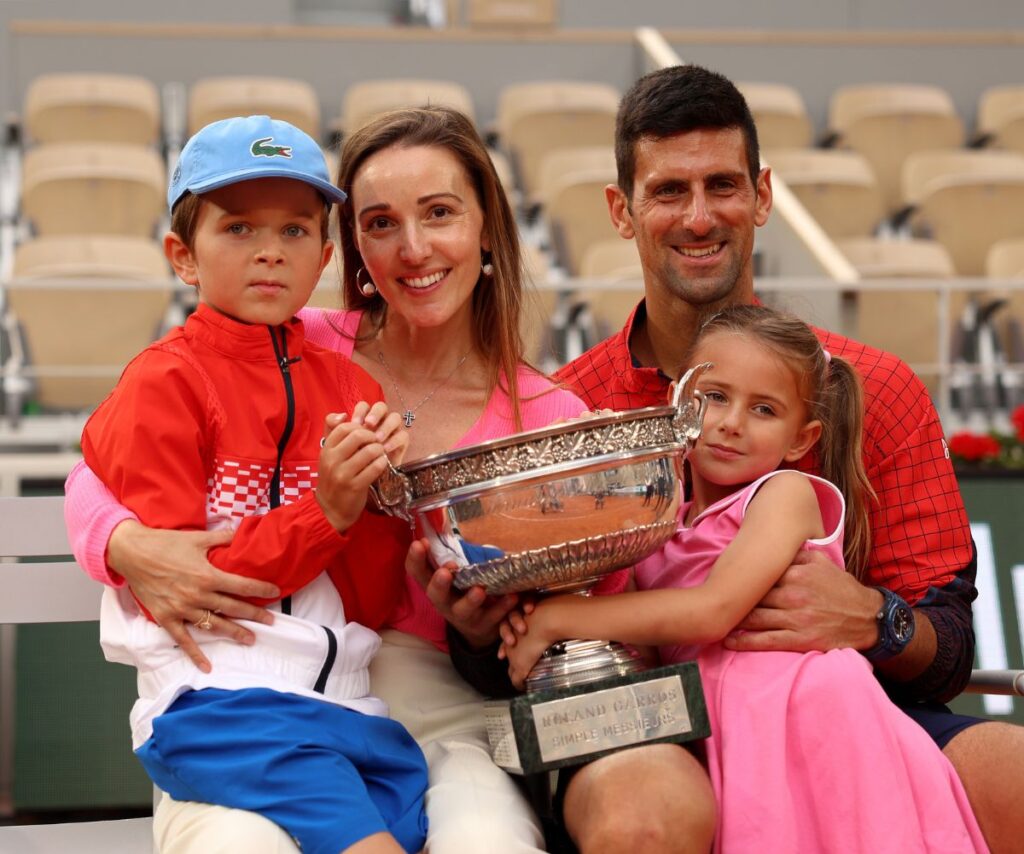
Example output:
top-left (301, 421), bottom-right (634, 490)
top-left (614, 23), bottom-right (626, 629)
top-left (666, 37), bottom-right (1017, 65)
top-left (817, 355), bottom-right (875, 578)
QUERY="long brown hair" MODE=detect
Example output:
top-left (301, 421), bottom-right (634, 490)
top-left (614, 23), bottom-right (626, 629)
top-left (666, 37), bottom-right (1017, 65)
top-left (692, 305), bottom-right (875, 577)
top-left (335, 106), bottom-right (526, 428)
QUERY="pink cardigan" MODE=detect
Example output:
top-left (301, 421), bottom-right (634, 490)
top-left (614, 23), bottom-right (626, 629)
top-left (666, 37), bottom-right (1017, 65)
top-left (65, 307), bottom-right (588, 650)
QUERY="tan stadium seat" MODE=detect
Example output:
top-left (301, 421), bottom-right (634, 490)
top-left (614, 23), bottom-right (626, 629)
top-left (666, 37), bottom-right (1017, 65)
top-left (828, 84), bottom-right (964, 213)
top-left (976, 85), bottom-right (1024, 154)
top-left (766, 148), bottom-right (885, 240)
top-left (535, 146), bottom-right (615, 209)
top-left (488, 148), bottom-right (518, 201)
top-left (546, 166), bottom-right (619, 275)
top-left (902, 149), bottom-right (1024, 275)
top-left (21, 143), bottom-right (165, 238)
top-left (496, 81), bottom-right (619, 202)
top-left (983, 238), bottom-right (1024, 351)
top-left (339, 80), bottom-right (475, 135)
top-left (579, 239), bottom-right (642, 281)
top-left (987, 238), bottom-right (1024, 279)
top-left (189, 76), bottom-right (321, 137)
top-left (8, 235), bottom-right (174, 410)
top-left (737, 82), bottom-right (813, 150)
top-left (466, 0), bottom-right (557, 28)
top-left (520, 244), bottom-right (554, 364)
top-left (24, 72), bottom-right (160, 146)
top-left (839, 237), bottom-right (956, 393)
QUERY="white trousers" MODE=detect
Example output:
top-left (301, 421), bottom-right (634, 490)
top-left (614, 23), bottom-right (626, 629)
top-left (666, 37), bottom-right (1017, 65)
top-left (153, 630), bottom-right (545, 854)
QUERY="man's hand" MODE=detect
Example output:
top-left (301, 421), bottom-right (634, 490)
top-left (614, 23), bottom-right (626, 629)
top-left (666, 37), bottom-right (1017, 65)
top-left (723, 550), bottom-right (881, 653)
top-left (107, 520), bottom-right (280, 673)
top-left (404, 538), bottom-right (520, 649)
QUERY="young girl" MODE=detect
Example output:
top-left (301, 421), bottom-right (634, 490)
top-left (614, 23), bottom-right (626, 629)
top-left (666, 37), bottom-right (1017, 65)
top-left (501, 304), bottom-right (988, 853)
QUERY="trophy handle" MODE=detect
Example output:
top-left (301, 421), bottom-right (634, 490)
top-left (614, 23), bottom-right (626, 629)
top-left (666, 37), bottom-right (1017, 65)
top-left (369, 459), bottom-right (414, 523)
top-left (670, 361), bottom-right (712, 447)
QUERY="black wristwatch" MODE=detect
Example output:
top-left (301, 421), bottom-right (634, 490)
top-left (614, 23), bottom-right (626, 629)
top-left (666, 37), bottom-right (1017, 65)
top-left (864, 587), bottom-right (915, 663)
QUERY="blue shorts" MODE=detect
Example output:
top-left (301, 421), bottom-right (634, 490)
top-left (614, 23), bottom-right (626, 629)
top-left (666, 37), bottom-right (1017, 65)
top-left (136, 688), bottom-right (428, 854)
top-left (896, 700), bottom-right (984, 748)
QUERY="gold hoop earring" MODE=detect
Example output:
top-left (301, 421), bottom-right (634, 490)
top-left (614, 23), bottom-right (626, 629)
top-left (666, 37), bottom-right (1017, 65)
top-left (356, 267), bottom-right (377, 297)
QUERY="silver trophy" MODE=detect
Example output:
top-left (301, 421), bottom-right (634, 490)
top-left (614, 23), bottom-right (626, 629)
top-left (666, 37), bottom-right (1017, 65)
top-left (373, 364), bottom-right (712, 774)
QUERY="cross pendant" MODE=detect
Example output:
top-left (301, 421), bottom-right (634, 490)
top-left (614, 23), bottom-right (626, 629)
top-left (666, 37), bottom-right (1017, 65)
top-left (403, 410), bottom-right (415, 427)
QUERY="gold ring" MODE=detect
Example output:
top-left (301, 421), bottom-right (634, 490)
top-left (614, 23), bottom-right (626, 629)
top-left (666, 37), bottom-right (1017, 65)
top-left (195, 609), bottom-right (214, 631)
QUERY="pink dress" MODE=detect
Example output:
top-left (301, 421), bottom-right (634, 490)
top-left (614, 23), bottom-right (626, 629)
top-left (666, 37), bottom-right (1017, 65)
top-left (634, 471), bottom-right (988, 853)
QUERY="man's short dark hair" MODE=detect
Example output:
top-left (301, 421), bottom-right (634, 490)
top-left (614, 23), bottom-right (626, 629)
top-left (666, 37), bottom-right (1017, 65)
top-left (615, 64), bottom-right (761, 201)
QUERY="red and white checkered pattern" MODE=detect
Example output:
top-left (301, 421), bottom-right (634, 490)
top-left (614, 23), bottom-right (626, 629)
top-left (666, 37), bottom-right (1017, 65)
top-left (207, 458), bottom-right (318, 524)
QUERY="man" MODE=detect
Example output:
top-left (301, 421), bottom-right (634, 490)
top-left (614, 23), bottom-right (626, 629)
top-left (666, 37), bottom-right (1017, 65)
top-left (554, 63), bottom-right (1022, 853)
top-left (423, 64), bottom-right (1024, 853)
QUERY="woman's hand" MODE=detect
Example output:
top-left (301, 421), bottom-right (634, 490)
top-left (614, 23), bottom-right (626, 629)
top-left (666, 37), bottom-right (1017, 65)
top-left (317, 402), bottom-right (408, 531)
top-left (404, 538), bottom-right (520, 649)
top-left (107, 519), bottom-right (280, 673)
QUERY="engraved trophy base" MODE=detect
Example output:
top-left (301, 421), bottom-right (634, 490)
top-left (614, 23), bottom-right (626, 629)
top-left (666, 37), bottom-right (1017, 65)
top-left (485, 658), bottom-right (709, 776)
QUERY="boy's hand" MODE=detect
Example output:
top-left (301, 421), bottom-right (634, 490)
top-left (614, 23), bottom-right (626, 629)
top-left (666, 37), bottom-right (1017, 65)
top-left (316, 408), bottom-right (396, 531)
top-left (352, 400), bottom-right (410, 465)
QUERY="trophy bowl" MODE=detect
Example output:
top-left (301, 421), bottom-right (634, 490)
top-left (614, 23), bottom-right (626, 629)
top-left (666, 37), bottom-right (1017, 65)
top-left (372, 364), bottom-right (712, 773)
top-left (372, 364), bottom-right (711, 602)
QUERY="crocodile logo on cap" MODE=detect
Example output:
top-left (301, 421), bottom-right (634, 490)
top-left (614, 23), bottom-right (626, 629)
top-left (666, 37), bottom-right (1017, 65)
top-left (250, 137), bottom-right (293, 158)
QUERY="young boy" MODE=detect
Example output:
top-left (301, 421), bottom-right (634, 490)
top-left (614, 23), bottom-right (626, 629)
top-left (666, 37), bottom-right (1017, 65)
top-left (80, 115), bottom-right (427, 854)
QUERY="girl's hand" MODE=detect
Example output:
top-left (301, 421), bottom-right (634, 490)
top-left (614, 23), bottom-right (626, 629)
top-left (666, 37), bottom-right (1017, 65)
top-left (317, 409), bottom-right (396, 531)
top-left (497, 600), bottom-right (536, 649)
top-left (107, 520), bottom-right (279, 673)
top-left (498, 602), bottom-right (557, 690)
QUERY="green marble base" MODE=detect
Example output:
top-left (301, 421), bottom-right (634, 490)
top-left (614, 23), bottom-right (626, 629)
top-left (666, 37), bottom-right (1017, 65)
top-left (484, 662), bottom-right (709, 775)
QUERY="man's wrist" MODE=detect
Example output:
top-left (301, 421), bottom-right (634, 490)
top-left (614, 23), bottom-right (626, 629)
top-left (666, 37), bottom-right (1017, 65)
top-left (864, 587), bottom-right (916, 663)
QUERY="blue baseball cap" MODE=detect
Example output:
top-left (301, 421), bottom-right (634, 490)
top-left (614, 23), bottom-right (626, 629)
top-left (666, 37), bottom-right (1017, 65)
top-left (168, 114), bottom-right (346, 212)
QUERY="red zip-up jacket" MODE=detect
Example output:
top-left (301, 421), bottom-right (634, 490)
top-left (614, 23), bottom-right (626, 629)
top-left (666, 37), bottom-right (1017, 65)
top-left (82, 303), bottom-right (408, 629)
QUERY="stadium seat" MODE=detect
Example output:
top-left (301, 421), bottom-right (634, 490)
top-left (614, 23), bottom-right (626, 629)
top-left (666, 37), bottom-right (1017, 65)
top-left (579, 239), bottom-right (642, 281)
top-left (24, 72), bottom-right (161, 146)
top-left (534, 145), bottom-right (614, 208)
top-left (6, 235), bottom-right (174, 411)
top-left (766, 148), bottom-right (886, 240)
top-left (976, 85), bottom-right (1024, 154)
top-left (20, 142), bottom-right (165, 238)
top-left (902, 149), bottom-right (1024, 275)
top-left (488, 147), bottom-right (518, 201)
top-left (465, 0), bottom-right (558, 28)
top-left (188, 76), bottom-right (321, 137)
top-left (548, 148), bottom-right (618, 272)
top-left (495, 81), bottom-right (618, 202)
top-left (839, 237), bottom-right (956, 389)
top-left (987, 237), bottom-right (1024, 279)
top-left (339, 79), bottom-right (475, 135)
top-left (827, 83), bottom-right (964, 213)
top-left (737, 81), bottom-right (813, 150)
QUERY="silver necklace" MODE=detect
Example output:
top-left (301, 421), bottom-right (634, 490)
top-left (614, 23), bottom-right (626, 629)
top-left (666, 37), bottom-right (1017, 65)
top-left (376, 348), bottom-right (470, 427)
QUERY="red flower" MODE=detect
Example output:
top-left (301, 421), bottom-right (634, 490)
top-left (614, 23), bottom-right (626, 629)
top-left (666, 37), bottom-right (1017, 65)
top-left (948, 431), bottom-right (1002, 462)
top-left (1012, 405), bottom-right (1024, 443)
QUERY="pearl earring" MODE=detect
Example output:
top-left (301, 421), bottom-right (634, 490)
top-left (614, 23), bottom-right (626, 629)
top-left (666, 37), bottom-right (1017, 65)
top-left (481, 256), bottom-right (494, 277)
top-left (356, 267), bottom-right (377, 297)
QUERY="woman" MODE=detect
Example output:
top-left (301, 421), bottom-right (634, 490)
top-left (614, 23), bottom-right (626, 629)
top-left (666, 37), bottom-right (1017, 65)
top-left (65, 106), bottom-right (586, 853)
